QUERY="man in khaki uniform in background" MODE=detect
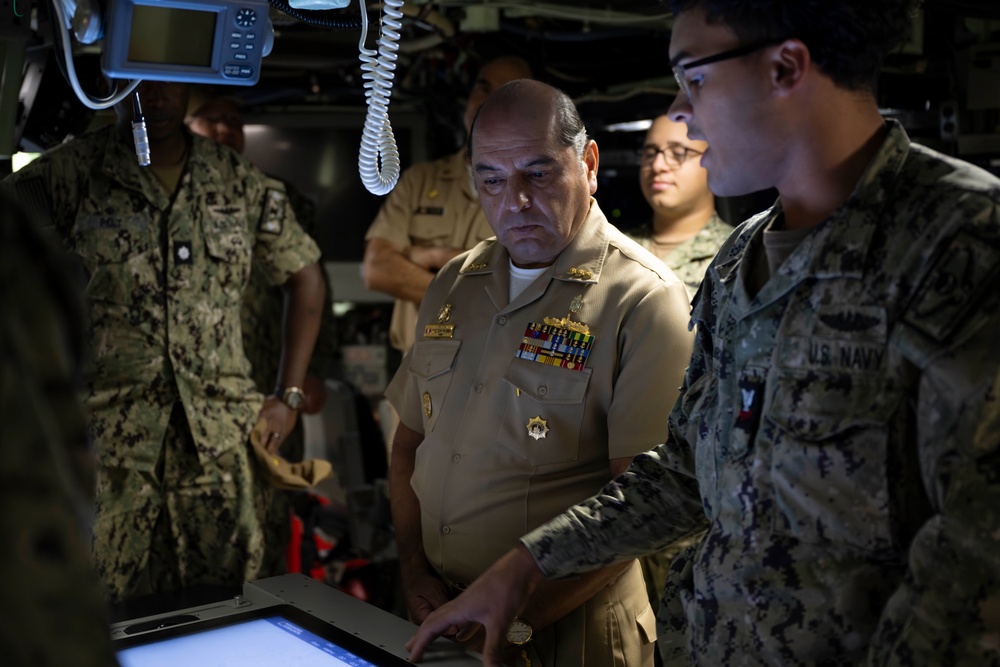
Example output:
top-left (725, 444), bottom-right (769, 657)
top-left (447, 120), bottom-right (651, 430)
top-left (362, 55), bottom-right (534, 353)
top-left (386, 80), bottom-right (694, 666)
top-left (3, 81), bottom-right (326, 603)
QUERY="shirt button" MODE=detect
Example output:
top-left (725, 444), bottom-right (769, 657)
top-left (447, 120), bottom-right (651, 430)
top-left (498, 315), bottom-right (508, 325)
top-left (538, 385), bottom-right (547, 396)
top-left (441, 525), bottom-right (451, 534)
top-left (452, 454), bottom-right (461, 463)
top-left (475, 383), bottom-right (484, 393)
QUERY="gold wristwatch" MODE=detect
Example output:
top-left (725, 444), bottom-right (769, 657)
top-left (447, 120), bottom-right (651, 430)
top-left (506, 617), bottom-right (533, 645)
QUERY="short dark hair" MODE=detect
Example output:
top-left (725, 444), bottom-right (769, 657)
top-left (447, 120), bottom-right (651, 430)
top-left (668, 0), bottom-right (918, 91)
top-left (466, 80), bottom-right (588, 158)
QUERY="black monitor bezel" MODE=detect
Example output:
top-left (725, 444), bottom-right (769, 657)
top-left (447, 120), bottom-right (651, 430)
top-left (113, 603), bottom-right (413, 667)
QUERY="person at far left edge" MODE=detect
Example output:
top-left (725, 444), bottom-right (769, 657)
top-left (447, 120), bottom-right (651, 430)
top-left (1, 80), bottom-right (326, 604)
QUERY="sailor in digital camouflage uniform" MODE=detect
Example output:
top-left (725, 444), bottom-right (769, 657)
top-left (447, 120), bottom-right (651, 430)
top-left (626, 115), bottom-right (730, 614)
top-left (626, 114), bottom-right (732, 297)
top-left (0, 193), bottom-right (119, 667)
top-left (627, 213), bottom-right (729, 297)
top-left (2, 81), bottom-right (326, 603)
top-left (404, 2), bottom-right (1000, 666)
top-left (186, 88), bottom-right (339, 574)
top-left (387, 80), bottom-right (695, 666)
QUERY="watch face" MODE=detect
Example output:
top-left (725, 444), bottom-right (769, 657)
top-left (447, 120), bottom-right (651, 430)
top-left (506, 619), bottom-right (532, 645)
top-left (283, 389), bottom-right (304, 409)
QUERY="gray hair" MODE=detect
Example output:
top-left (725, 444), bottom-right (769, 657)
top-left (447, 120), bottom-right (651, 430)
top-left (467, 80), bottom-right (589, 159)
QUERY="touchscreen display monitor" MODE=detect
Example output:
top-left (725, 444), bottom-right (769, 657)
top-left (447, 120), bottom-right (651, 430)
top-left (115, 605), bottom-right (412, 667)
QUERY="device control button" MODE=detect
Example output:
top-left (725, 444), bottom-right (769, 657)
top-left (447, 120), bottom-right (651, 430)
top-left (234, 52), bottom-right (248, 60)
top-left (230, 41), bottom-right (241, 49)
top-left (235, 8), bottom-right (257, 27)
top-left (246, 31), bottom-right (256, 39)
top-left (239, 66), bottom-right (254, 77)
top-left (231, 31), bottom-right (241, 38)
top-left (245, 43), bottom-right (254, 50)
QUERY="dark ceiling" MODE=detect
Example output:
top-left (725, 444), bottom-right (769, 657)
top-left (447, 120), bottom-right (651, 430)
top-left (243, 0), bottom-right (1000, 147)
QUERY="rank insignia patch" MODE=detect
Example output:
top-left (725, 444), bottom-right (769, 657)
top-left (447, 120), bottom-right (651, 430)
top-left (735, 374), bottom-right (765, 436)
top-left (175, 240), bottom-right (193, 264)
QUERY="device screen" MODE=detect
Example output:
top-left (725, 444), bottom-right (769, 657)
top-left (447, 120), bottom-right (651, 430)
top-left (128, 5), bottom-right (216, 66)
top-left (113, 604), bottom-right (418, 667)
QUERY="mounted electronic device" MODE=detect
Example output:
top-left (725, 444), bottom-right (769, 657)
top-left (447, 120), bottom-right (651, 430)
top-left (101, 0), bottom-right (274, 85)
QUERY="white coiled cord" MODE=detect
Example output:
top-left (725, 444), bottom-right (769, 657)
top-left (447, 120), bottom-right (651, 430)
top-left (49, 0), bottom-right (141, 109)
top-left (357, 0), bottom-right (403, 195)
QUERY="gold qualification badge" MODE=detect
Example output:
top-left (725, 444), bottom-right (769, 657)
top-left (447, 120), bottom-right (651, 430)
top-left (424, 303), bottom-right (455, 339)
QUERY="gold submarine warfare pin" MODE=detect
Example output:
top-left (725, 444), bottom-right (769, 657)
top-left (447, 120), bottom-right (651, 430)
top-left (543, 294), bottom-right (590, 334)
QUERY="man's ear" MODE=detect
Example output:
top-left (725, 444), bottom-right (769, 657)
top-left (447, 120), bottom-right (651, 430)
top-left (584, 140), bottom-right (599, 195)
top-left (769, 39), bottom-right (810, 96)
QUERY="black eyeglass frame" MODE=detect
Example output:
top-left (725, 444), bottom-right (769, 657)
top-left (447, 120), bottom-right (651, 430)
top-left (636, 144), bottom-right (704, 168)
top-left (672, 39), bottom-right (786, 98)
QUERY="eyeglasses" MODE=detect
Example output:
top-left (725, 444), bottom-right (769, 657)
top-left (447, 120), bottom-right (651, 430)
top-left (672, 39), bottom-right (783, 99)
top-left (637, 144), bottom-right (703, 168)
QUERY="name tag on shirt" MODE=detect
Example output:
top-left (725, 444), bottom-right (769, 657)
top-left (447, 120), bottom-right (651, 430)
top-left (516, 321), bottom-right (594, 371)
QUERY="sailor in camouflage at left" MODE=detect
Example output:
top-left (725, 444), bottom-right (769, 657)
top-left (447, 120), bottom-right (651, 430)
top-left (2, 81), bottom-right (327, 603)
top-left (0, 192), bottom-right (120, 666)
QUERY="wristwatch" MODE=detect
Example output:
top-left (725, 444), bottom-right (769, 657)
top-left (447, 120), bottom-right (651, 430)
top-left (276, 385), bottom-right (305, 410)
top-left (506, 617), bottom-right (533, 646)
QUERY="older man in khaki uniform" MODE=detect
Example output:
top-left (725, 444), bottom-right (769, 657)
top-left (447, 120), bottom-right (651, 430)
top-left (3, 81), bottom-right (326, 603)
top-left (363, 55), bottom-right (534, 353)
top-left (387, 80), bottom-right (694, 666)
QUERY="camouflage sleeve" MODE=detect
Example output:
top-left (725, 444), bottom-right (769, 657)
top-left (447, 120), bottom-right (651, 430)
top-left (870, 227), bottom-right (1000, 663)
top-left (252, 176), bottom-right (321, 286)
top-left (2, 151), bottom-right (72, 239)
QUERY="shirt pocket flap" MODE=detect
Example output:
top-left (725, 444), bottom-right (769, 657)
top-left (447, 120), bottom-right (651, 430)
top-left (767, 371), bottom-right (891, 441)
top-left (410, 216), bottom-right (450, 243)
top-left (635, 603), bottom-right (657, 645)
top-left (409, 339), bottom-right (462, 380)
top-left (204, 228), bottom-right (252, 263)
top-left (501, 356), bottom-right (590, 404)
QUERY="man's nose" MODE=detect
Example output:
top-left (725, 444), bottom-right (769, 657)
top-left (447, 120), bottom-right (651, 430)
top-left (668, 92), bottom-right (692, 125)
top-left (505, 179), bottom-right (531, 212)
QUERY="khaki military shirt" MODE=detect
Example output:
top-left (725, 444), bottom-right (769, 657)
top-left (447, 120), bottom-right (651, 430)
top-left (365, 150), bottom-right (495, 351)
top-left (3, 126), bottom-right (320, 472)
top-left (386, 200), bottom-right (693, 585)
top-left (523, 121), bottom-right (1000, 664)
top-left (626, 213), bottom-right (733, 296)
